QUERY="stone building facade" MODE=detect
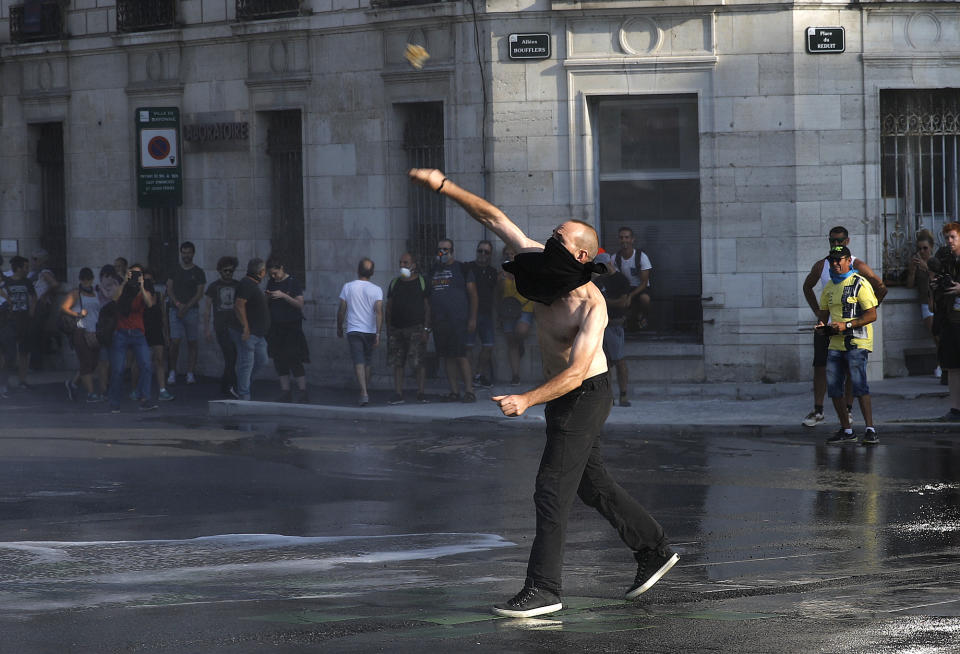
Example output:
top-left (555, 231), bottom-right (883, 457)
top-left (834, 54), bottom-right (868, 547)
top-left (0, 0), bottom-right (955, 384)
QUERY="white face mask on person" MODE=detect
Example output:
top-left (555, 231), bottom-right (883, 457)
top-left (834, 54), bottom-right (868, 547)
top-left (400, 267), bottom-right (412, 278)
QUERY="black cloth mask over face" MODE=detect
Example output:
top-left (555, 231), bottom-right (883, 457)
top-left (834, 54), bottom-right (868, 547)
top-left (502, 237), bottom-right (607, 305)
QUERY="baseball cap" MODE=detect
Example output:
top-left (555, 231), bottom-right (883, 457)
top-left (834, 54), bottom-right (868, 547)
top-left (828, 245), bottom-right (851, 260)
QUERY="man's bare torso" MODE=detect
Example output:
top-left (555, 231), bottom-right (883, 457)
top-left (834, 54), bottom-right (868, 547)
top-left (535, 281), bottom-right (609, 381)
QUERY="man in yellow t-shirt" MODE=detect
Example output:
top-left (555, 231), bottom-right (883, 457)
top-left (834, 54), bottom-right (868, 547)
top-left (817, 246), bottom-right (879, 445)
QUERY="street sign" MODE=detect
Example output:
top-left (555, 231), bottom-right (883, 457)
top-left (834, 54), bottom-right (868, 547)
top-left (806, 27), bottom-right (845, 54)
top-left (136, 107), bottom-right (182, 208)
top-left (508, 33), bottom-right (550, 60)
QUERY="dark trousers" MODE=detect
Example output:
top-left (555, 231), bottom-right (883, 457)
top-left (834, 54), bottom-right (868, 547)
top-left (526, 372), bottom-right (667, 595)
top-left (215, 327), bottom-right (237, 393)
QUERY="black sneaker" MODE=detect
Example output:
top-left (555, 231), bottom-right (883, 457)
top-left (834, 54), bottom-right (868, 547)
top-left (388, 393), bottom-right (405, 405)
top-left (138, 401), bottom-right (158, 412)
top-left (861, 428), bottom-right (879, 445)
top-left (941, 409), bottom-right (960, 422)
top-left (276, 389), bottom-right (293, 403)
top-left (626, 546), bottom-right (679, 600)
top-left (826, 429), bottom-right (858, 445)
top-left (474, 375), bottom-right (492, 389)
top-left (492, 586), bottom-right (562, 618)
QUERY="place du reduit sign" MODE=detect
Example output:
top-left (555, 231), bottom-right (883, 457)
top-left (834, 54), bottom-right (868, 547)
top-left (806, 27), bottom-right (845, 54)
top-left (508, 33), bottom-right (550, 60)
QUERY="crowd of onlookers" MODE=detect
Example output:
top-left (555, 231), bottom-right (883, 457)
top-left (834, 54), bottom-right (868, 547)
top-left (336, 229), bottom-right (654, 407)
top-left (0, 243), bottom-right (309, 411)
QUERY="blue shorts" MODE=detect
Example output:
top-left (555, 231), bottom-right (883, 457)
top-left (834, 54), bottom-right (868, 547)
top-left (347, 331), bottom-right (376, 366)
top-left (603, 324), bottom-right (625, 362)
top-left (502, 311), bottom-right (534, 334)
top-left (169, 306), bottom-right (200, 342)
top-left (826, 349), bottom-right (870, 398)
top-left (466, 313), bottom-right (495, 348)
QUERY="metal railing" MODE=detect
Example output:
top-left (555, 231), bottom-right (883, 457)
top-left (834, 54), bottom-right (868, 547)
top-left (236, 0), bottom-right (301, 21)
top-left (9, 1), bottom-right (65, 43)
top-left (880, 89), bottom-right (960, 282)
top-left (117, 0), bottom-right (176, 33)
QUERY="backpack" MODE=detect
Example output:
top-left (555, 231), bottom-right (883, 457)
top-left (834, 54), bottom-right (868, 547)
top-left (614, 249), bottom-right (650, 286)
top-left (388, 275), bottom-right (426, 296)
top-left (96, 301), bottom-right (118, 347)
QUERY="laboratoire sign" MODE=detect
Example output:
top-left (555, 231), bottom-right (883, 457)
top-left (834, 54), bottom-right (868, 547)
top-left (508, 33), bottom-right (550, 60)
top-left (806, 27), bottom-right (845, 54)
top-left (136, 107), bottom-right (182, 208)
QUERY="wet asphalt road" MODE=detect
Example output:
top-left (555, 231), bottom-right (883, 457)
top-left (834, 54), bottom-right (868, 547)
top-left (1, 384), bottom-right (960, 652)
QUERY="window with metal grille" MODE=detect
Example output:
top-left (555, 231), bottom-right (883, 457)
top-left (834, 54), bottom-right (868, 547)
top-left (236, 0), bottom-right (300, 21)
top-left (880, 89), bottom-right (960, 282)
top-left (399, 102), bottom-right (445, 274)
top-left (35, 123), bottom-right (66, 281)
top-left (594, 95), bottom-right (703, 343)
top-left (117, 0), bottom-right (176, 33)
top-left (266, 110), bottom-right (306, 285)
top-left (9, 1), bottom-right (65, 44)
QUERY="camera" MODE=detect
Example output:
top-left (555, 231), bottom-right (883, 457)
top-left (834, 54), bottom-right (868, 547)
top-left (130, 270), bottom-right (142, 280)
top-left (926, 257), bottom-right (955, 295)
top-left (815, 324), bottom-right (837, 337)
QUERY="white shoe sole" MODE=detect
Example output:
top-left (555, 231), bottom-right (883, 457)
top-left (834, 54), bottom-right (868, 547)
top-left (625, 552), bottom-right (679, 600)
top-left (492, 602), bottom-right (562, 618)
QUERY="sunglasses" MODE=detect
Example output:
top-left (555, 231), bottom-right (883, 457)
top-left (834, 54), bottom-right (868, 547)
top-left (476, 249), bottom-right (491, 254)
top-left (828, 237), bottom-right (846, 244)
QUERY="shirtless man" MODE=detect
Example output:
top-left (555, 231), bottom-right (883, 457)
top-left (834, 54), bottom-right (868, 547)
top-left (409, 169), bottom-right (678, 618)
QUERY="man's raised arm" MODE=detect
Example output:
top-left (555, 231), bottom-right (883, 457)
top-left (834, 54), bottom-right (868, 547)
top-left (408, 168), bottom-right (541, 253)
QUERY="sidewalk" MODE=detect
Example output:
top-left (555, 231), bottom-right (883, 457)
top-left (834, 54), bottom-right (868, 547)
top-left (206, 372), bottom-right (957, 435)
top-left (13, 368), bottom-right (955, 435)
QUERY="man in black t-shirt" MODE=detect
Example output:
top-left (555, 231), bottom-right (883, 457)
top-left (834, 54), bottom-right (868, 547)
top-left (231, 258), bottom-right (270, 401)
top-left (386, 252), bottom-right (431, 404)
top-left (594, 252), bottom-right (633, 407)
top-left (204, 256), bottom-right (240, 395)
top-left (3, 256), bottom-right (36, 389)
top-left (464, 240), bottom-right (498, 387)
top-left (165, 241), bottom-right (207, 385)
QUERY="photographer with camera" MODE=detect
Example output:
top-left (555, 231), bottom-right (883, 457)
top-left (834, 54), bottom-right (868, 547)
top-left (107, 264), bottom-right (157, 413)
top-left (929, 222), bottom-right (960, 421)
top-left (816, 246), bottom-right (879, 445)
top-left (801, 226), bottom-right (886, 428)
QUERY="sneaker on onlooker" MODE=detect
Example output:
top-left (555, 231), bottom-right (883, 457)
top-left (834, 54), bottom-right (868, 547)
top-left (416, 392), bottom-right (429, 403)
top-left (625, 546), bottom-right (679, 600)
top-left (129, 390), bottom-right (139, 401)
top-left (492, 586), bottom-right (563, 618)
top-left (228, 386), bottom-right (239, 399)
top-left (158, 388), bottom-right (175, 401)
top-left (65, 380), bottom-right (76, 401)
top-left (802, 411), bottom-right (824, 427)
top-left (276, 389), bottom-right (293, 403)
top-left (295, 388), bottom-right (310, 404)
top-left (167, 371), bottom-right (176, 385)
top-left (935, 365), bottom-right (943, 379)
top-left (619, 395), bottom-right (632, 408)
top-left (388, 393), bottom-right (405, 405)
top-left (15, 382), bottom-right (31, 391)
top-left (139, 400), bottom-right (158, 411)
top-left (359, 394), bottom-right (369, 407)
top-left (473, 375), bottom-right (492, 389)
top-left (861, 428), bottom-right (879, 445)
top-left (86, 393), bottom-right (100, 403)
top-left (110, 407), bottom-right (121, 414)
top-left (941, 408), bottom-right (960, 422)
top-left (826, 428), bottom-right (858, 445)
top-left (186, 372), bottom-right (197, 385)
top-left (510, 376), bottom-right (520, 386)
